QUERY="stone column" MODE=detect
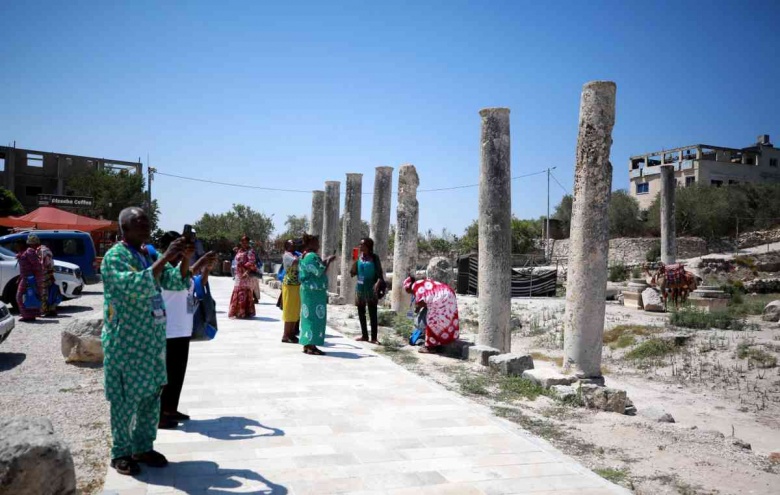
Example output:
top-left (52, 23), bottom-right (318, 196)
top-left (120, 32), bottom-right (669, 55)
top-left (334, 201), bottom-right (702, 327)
top-left (370, 166), bottom-right (394, 272)
top-left (660, 165), bottom-right (676, 265)
top-left (339, 173), bottom-right (363, 304)
top-left (390, 164), bottom-right (419, 313)
top-left (322, 181), bottom-right (341, 294)
top-left (476, 108), bottom-right (512, 352)
top-left (310, 190), bottom-right (324, 236)
top-left (563, 81), bottom-right (617, 380)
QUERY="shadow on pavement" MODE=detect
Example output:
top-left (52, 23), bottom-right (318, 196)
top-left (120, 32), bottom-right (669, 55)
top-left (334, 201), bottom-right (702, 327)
top-left (0, 352), bottom-right (26, 371)
top-left (145, 460), bottom-right (288, 494)
top-left (322, 351), bottom-right (376, 360)
top-left (56, 305), bottom-right (95, 314)
top-left (181, 417), bottom-right (284, 441)
top-left (249, 316), bottom-right (279, 322)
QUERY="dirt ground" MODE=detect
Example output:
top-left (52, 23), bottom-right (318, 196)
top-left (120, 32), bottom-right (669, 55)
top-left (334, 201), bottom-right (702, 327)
top-left (317, 288), bottom-right (780, 495)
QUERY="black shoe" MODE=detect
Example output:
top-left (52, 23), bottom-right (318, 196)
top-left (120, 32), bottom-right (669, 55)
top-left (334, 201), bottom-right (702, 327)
top-left (132, 450), bottom-right (169, 468)
top-left (111, 456), bottom-right (141, 476)
top-left (158, 418), bottom-right (178, 430)
top-left (169, 411), bottom-right (190, 421)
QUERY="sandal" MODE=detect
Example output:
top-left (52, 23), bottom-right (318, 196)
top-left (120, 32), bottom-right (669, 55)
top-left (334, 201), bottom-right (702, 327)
top-left (111, 456), bottom-right (140, 476)
top-left (355, 336), bottom-right (369, 342)
top-left (282, 337), bottom-right (299, 344)
top-left (310, 347), bottom-right (326, 356)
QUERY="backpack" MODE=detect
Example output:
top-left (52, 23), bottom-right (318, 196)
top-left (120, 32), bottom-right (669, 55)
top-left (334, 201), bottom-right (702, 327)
top-left (409, 306), bottom-right (428, 346)
top-left (191, 275), bottom-right (218, 341)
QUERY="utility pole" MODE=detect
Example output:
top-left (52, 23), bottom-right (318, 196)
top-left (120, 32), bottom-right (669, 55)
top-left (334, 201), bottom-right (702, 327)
top-left (546, 166), bottom-right (557, 261)
top-left (147, 165), bottom-right (156, 210)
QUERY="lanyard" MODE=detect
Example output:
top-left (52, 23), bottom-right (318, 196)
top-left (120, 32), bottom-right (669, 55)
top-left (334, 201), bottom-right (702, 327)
top-left (124, 242), bottom-right (152, 270)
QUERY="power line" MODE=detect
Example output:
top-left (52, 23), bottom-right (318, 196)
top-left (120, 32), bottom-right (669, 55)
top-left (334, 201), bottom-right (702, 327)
top-left (155, 168), bottom-right (551, 194)
top-left (549, 171), bottom-right (570, 195)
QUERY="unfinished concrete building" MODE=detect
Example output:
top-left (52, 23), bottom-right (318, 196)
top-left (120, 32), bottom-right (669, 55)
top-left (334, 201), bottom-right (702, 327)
top-left (0, 145), bottom-right (142, 213)
top-left (629, 134), bottom-right (780, 209)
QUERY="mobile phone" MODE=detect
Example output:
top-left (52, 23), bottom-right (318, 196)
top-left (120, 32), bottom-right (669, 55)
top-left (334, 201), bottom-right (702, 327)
top-left (183, 224), bottom-right (193, 242)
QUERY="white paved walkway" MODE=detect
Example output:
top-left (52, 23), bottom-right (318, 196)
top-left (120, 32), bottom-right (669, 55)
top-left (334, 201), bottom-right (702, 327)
top-left (103, 277), bottom-right (626, 495)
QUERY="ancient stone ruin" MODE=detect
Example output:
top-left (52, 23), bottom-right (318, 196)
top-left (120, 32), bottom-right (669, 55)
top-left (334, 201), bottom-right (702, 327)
top-left (390, 164), bottom-right (419, 313)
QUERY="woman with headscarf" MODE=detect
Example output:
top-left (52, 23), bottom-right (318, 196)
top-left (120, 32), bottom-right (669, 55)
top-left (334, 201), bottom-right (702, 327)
top-left (28, 235), bottom-right (58, 316)
top-left (228, 235), bottom-right (256, 319)
top-left (404, 275), bottom-right (460, 353)
top-left (349, 237), bottom-right (385, 344)
top-left (15, 235), bottom-right (45, 322)
top-left (280, 239), bottom-right (301, 343)
top-left (298, 234), bottom-right (336, 355)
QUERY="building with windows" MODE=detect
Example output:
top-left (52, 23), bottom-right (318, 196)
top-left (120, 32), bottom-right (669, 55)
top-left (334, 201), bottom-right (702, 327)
top-left (628, 135), bottom-right (780, 209)
top-left (0, 145), bottom-right (142, 213)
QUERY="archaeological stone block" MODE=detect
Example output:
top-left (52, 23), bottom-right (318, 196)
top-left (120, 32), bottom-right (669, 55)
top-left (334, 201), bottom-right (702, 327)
top-left (488, 353), bottom-right (534, 376)
top-left (580, 384), bottom-right (628, 414)
top-left (762, 300), bottom-right (780, 322)
top-left (522, 368), bottom-right (577, 389)
top-left (466, 344), bottom-right (501, 366)
top-left (426, 256), bottom-right (454, 287)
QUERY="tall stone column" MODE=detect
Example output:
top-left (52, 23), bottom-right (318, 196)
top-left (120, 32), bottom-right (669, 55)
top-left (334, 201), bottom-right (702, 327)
top-left (477, 108), bottom-right (512, 353)
top-left (563, 81), bottom-right (617, 380)
top-left (370, 166), bottom-right (394, 272)
top-left (390, 164), bottom-right (419, 313)
top-left (322, 181), bottom-right (341, 294)
top-left (310, 190), bottom-right (325, 236)
top-left (660, 165), bottom-right (676, 265)
top-left (339, 173), bottom-right (363, 304)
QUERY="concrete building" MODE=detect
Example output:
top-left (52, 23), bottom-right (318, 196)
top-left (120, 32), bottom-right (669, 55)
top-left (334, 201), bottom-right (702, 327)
top-left (629, 134), bottom-right (780, 209)
top-left (0, 145), bottom-right (142, 213)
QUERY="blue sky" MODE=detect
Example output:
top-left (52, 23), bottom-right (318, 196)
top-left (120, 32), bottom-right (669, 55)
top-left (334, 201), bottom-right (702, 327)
top-left (2, 1), bottom-right (778, 237)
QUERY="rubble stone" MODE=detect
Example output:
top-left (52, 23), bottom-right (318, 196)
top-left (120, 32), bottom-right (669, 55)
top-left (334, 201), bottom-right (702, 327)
top-left (522, 368), bottom-right (577, 388)
top-left (488, 353), bottom-right (534, 376)
top-left (60, 317), bottom-right (104, 363)
top-left (580, 384), bottom-right (628, 413)
top-left (466, 345), bottom-right (501, 366)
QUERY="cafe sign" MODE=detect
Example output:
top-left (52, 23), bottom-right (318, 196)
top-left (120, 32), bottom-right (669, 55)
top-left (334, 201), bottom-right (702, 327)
top-left (38, 194), bottom-right (95, 208)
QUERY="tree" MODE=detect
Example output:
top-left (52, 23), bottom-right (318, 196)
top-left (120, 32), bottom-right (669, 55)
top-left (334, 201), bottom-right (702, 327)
top-left (456, 217), bottom-right (542, 254)
top-left (418, 229), bottom-right (456, 255)
top-left (553, 195), bottom-right (573, 237)
top-left (608, 190), bottom-right (644, 238)
top-left (277, 215), bottom-right (309, 241)
top-left (66, 168), bottom-right (159, 228)
top-left (194, 204), bottom-right (274, 247)
top-left (458, 220), bottom-right (479, 253)
top-left (0, 187), bottom-right (25, 217)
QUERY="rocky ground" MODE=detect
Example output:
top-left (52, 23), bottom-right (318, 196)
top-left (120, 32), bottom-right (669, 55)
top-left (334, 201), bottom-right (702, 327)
top-left (0, 285), bottom-right (109, 495)
top-left (314, 286), bottom-right (780, 495)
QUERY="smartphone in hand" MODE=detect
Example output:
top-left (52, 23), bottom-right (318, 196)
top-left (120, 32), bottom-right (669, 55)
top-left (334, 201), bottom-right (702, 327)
top-left (183, 224), bottom-right (193, 242)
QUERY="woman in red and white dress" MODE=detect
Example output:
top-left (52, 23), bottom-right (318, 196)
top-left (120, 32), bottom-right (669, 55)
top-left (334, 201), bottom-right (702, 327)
top-left (404, 276), bottom-right (459, 353)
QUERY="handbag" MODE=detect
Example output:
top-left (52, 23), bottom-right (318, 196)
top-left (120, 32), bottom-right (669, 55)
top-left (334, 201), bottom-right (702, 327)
top-left (23, 275), bottom-right (42, 309)
top-left (47, 283), bottom-right (63, 306)
top-left (191, 276), bottom-right (218, 341)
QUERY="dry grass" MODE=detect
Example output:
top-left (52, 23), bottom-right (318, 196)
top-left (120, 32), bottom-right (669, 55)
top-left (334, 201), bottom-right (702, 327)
top-left (530, 352), bottom-right (564, 367)
top-left (603, 325), bottom-right (662, 344)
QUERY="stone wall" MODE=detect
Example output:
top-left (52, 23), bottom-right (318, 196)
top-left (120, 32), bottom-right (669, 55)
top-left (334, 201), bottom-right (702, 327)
top-left (551, 237), bottom-right (708, 265)
top-left (738, 228), bottom-right (780, 249)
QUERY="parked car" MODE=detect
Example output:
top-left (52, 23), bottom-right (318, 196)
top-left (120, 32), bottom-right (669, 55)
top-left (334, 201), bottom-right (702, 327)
top-left (0, 230), bottom-right (99, 284)
top-left (0, 246), bottom-right (83, 310)
top-left (0, 302), bottom-right (14, 345)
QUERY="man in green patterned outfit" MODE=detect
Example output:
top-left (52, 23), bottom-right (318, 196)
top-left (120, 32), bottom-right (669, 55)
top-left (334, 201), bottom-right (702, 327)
top-left (102, 207), bottom-right (193, 476)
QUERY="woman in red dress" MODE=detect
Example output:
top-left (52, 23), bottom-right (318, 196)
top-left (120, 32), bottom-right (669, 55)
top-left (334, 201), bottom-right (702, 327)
top-left (404, 276), bottom-right (459, 353)
top-left (228, 235), bottom-right (257, 319)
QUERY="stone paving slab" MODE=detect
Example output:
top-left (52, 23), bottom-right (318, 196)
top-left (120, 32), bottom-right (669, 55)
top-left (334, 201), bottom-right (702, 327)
top-left (103, 277), bottom-right (627, 495)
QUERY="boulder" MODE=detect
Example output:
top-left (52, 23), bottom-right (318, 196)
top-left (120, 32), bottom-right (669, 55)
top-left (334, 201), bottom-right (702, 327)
top-left (551, 384), bottom-right (578, 401)
top-left (642, 288), bottom-right (664, 312)
top-left (580, 384), bottom-right (628, 413)
top-left (488, 354), bottom-right (534, 376)
top-left (440, 339), bottom-right (473, 359)
top-left (639, 405), bottom-right (675, 423)
top-left (0, 418), bottom-right (76, 495)
top-left (522, 368), bottom-right (577, 389)
top-left (762, 300), bottom-right (780, 322)
top-left (466, 345), bottom-right (501, 366)
top-left (60, 317), bottom-right (103, 364)
top-left (426, 257), bottom-right (454, 287)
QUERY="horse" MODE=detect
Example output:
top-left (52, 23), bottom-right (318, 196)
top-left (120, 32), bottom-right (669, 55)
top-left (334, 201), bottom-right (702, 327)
top-left (644, 262), bottom-right (698, 310)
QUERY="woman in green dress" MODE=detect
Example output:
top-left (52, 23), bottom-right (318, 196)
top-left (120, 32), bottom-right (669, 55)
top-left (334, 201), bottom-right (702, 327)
top-left (298, 234), bottom-right (337, 355)
top-left (350, 237), bottom-right (385, 344)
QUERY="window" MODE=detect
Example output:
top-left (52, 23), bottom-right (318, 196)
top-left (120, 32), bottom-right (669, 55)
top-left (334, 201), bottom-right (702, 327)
top-left (771, 158), bottom-right (778, 168)
top-left (711, 180), bottom-right (723, 187)
top-left (27, 153), bottom-right (44, 168)
top-left (47, 238), bottom-right (85, 257)
top-left (25, 186), bottom-right (43, 197)
top-left (0, 155), bottom-right (5, 172)
top-left (636, 183), bottom-right (649, 194)
top-left (685, 176), bottom-right (696, 187)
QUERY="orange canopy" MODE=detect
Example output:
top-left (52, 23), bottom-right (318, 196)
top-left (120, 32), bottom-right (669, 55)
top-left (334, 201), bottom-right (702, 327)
top-left (0, 206), bottom-right (116, 232)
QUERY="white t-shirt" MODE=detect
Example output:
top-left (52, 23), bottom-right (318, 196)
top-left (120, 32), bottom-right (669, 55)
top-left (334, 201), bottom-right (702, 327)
top-left (163, 281), bottom-right (195, 339)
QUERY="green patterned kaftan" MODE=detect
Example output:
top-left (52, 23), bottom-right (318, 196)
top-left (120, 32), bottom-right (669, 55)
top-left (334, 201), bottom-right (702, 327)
top-left (298, 252), bottom-right (328, 346)
top-left (101, 242), bottom-right (188, 458)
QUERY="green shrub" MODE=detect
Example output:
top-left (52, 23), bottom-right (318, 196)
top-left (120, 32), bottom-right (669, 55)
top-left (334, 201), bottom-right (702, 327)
top-left (624, 339), bottom-right (676, 360)
top-left (736, 343), bottom-right (778, 368)
top-left (594, 468), bottom-right (628, 484)
top-left (456, 372), bottom-right (490, 395)
top-left (608, 264), bottom-right (629, 283)
top-left (631, 266), bottom-right (642, 279)
top-left (646, 241), bottom-right (661, 262)
top-left (669, 307), bottom-right (748, 330)
top-left (603, 324), bottom-right (662, 344)
top-left (392, 314), bottom-right (414, 340)
top-left (498, 376), bottom-right (548, 401)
